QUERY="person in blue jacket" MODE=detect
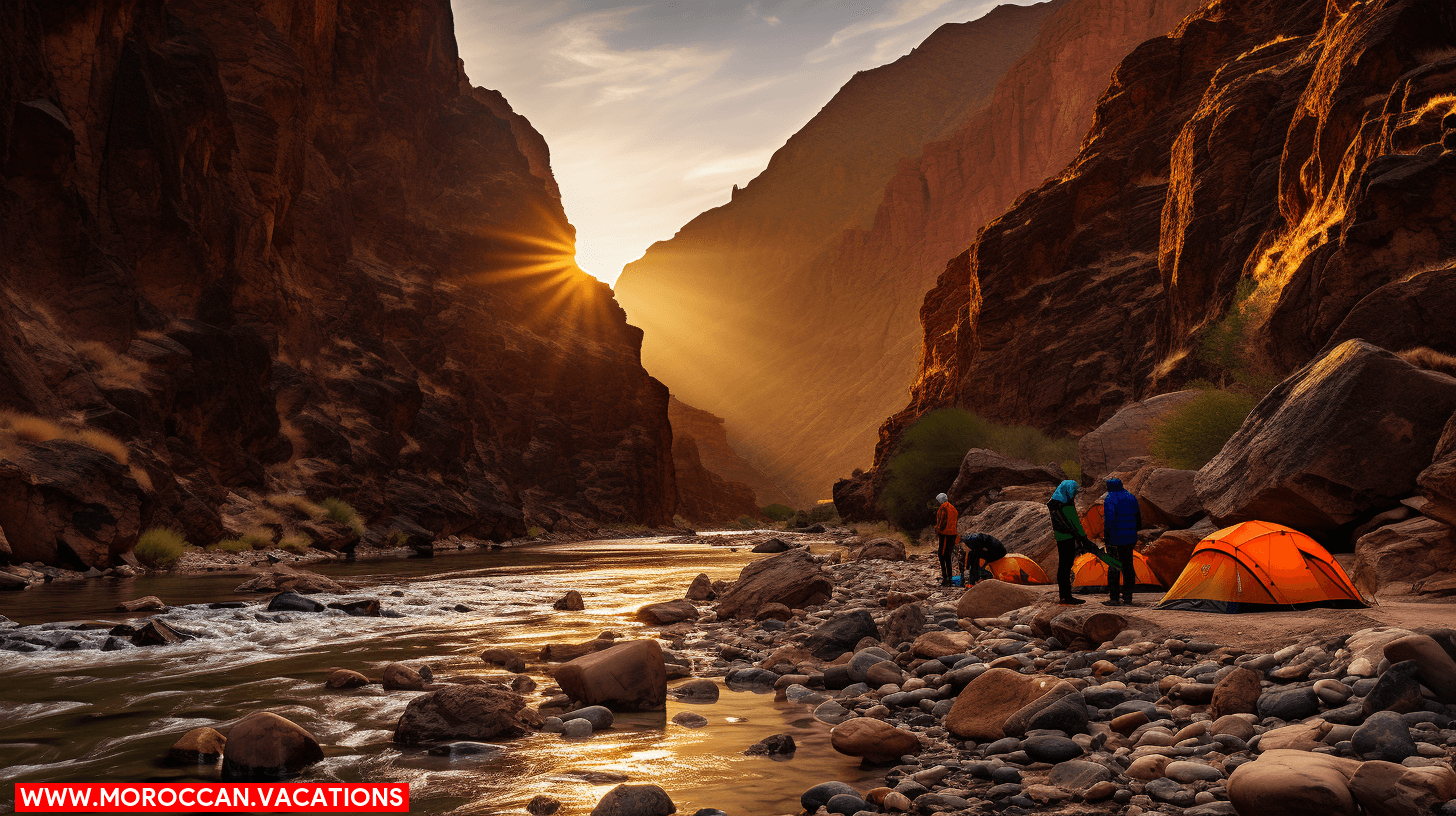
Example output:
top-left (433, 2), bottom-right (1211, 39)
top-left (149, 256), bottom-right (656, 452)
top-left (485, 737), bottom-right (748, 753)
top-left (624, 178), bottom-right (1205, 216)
top-left (1102, 477), bottom-right (1142, 606)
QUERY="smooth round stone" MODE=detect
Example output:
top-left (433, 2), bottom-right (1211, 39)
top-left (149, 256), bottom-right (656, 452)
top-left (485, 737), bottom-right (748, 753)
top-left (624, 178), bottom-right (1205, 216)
top-left (1024, 735), bottom-right (1083, 763)
top-left (562, 706), bottom-right (614, 730)
top-left (824, 793), bottom-right (865, 816)
top-left (561, 719), bottom-right (592, 740)
top-left (1314, 679), bottom-right (1352, 706)
top-left (672, 712), bottom-right (708, 728)
top-left (991, 766), bottom-right (1023, 784)
top-left (801, 782), bottom-right (858, 812)
top-left (984, 737), bottom-right (1022, 755)
top-left (1166, 760), bottom-right (1223, 783)
top-left (1145, 777), bottom-right (1196, 806)
top-left (541, 717), bottom-right (565, 734)
top-left (814, 700), bottom-right (853, 725)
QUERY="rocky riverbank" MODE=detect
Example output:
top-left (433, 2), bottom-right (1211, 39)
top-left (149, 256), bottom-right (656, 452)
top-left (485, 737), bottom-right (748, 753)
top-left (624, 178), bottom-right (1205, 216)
top-left (7, 530), bottom-right (1456, 816)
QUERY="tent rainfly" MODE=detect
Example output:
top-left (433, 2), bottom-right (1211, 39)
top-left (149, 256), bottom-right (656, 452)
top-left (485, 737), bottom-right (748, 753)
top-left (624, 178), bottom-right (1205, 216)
top-left (1072, 550), bottom-right (1162, 593)
top-left (1154, 520), bottom-right (1366, 613)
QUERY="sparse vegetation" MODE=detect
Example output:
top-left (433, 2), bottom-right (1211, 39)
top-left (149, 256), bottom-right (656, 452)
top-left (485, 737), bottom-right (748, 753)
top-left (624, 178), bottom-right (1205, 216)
top-left (265, 493), bottom-right (325, 519)
top-left (1197, 278), bottom-right (1280, 394)
top-left (1150, 389), bottom-right (1259, 470)
top-left (73, 341), bottom-right (147, 389)
top-left (790, 503), bottom-right (840, 529)
top-left (881, 408), bottom-right (1080, 532)
top-left (1399, 346), bottom-right (1456, 378)
top-left (0, 410), bottom-right (130, 464)
top-left (214, 537), bottom-right (259, 553)
top-left (320, 497), bottom-right (364, 535)
top-left (525, 526), bottom-right (545, 539)
top-left (761, 503), bottom-right (795, 522)
top-left (851, 521), bottom-right (915, 550)
top-left (135, 528), bottom-right (186, 567)
top-left (279, 534), bottom-right (312, 555)
top-left (733, 515), bottom-right (764, 530)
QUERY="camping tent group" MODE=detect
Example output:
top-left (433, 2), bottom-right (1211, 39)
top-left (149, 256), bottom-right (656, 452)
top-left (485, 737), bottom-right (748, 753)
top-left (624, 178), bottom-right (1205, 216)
top-left (972, 518), bottom-right (1366, 613)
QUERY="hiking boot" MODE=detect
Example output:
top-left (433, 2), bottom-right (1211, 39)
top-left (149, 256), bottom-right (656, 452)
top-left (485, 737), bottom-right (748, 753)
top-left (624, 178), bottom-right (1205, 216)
top-left (1121, 598), bottom-right (1138, 607)
top-left (1105, 599), bottom-right (1123, 607)
top-left (1059, 597), bottom-right (1085, 605)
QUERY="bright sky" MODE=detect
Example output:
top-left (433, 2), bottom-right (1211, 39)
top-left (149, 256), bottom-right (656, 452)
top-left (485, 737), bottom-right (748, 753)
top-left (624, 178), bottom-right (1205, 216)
top-left (453, 0), bottom-right (1031, 284)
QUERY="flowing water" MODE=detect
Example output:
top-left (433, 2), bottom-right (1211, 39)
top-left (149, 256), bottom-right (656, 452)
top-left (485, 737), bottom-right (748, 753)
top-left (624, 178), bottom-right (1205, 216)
top-left (0, 535), bottom-right (880, 814)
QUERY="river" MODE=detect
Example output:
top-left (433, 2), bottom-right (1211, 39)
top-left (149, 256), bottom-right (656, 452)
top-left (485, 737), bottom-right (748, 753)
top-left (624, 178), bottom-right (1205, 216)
top-left (0, 535), bottom-right (880, 814)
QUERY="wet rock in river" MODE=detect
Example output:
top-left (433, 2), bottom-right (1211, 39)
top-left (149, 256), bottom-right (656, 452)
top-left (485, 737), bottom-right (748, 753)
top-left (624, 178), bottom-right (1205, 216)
top-left (830, 718), bottom-right (920, 763)
top-left (221, 712), bottom-right (324, 781)
top-left (131, 619), bottom-right (190, 646)
top-left (554, 639), bottom-right (667, 711)
top-left (480, 647), bottom-right (526, 673)
top-left (752, 538), bottom-right (791, 553)
top-left (671, 678), bottom-right (719, 702)
top-left (540, 633), bottom-right (617, 662)
top-left (636, 599), bottom-right (698, 625)
top-left (685, 573), bottom-right (714, 601)
top-left (553, 590), bottom-right (585, 611)
top-left (266, 591), bottom-right (324, 613)
top-left (427, 741), bottom-right (501, 757)
top-left (326, 599), bottom-right (380, 616)
top-left (714, 548), bottom-right (832, 619)
top-left (745, 733), bottom-right (795, 756)
top-left (393, 685), bottom-right (541, 744)
top-left (562, 705), bottom-right (614, 730)
top-left (169, 727), bottom-right (225, 764)
top-left (0, 571), bottom-right (29, 591)
top-left (116, 595), bottom-right (166, 612)
top-left (801, 782), bottom-right (859, 813)
top-left (527, 795), bottom-right (561, 816)
top-left (325, 669), bottom-right (369, 689)
top-left (590, 784), bottom-right (675, 816)
top-left (671, 712), bottom-right (708, 728)
top-left (382, 662), bottom-right (427, 690)
top-left (562, 718), bottom-right (593, 739)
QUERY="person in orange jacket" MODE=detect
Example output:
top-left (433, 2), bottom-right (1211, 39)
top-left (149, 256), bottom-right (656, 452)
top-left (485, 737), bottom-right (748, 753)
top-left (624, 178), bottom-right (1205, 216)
top-left (935, 492), bottom-right (958, 586)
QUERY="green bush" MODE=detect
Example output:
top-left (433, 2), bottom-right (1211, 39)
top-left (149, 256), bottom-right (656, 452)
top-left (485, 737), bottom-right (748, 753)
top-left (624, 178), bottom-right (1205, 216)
top-left (135, 528), bottom-right (186, 568)
top-left (320, 497), bottom-right (364, 535)
top-left (214, 537), bottom-right (256, 553)
top-left (881, 409), bottom-right (1080, 532)
top-left (761, 503), bottom-right (795, 522)
top-left (1151, 389), bottom-right (1258, 470)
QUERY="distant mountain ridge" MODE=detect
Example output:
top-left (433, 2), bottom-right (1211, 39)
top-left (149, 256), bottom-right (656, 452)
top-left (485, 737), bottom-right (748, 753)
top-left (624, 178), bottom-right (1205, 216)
top-left (615, 0), bottom-right (1201, 504)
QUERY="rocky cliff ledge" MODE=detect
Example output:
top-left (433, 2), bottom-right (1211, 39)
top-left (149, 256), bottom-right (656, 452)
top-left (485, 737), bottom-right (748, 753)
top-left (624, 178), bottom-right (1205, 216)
top-left (868, 0), bottom-right (1456, 482)
top-left (0, 0), bottom-right (674, 568)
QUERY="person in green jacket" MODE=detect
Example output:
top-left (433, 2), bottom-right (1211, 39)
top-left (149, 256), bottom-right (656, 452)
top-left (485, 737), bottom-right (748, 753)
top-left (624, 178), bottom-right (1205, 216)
top-left (1046, 479), bottom-right (1094, 604)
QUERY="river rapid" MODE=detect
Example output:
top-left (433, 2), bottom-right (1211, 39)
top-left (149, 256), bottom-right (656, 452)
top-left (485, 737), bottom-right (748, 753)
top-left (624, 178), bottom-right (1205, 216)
top-left (0, 535), bottom-right (879, 815)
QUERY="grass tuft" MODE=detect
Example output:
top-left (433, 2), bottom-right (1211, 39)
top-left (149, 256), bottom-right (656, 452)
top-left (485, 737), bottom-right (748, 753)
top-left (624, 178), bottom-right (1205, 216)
top-left (1399, 346), bottom-right (1456, 378)
top-left (320, 497), bottom-right (364, 535)
top-left (135, 528), bottom-right (187, 568)
top-left (0, 410), bottom-right (130, 464)
top-left (265, 493), bottom-right (324, 519)
top-left (279, 534), bottom-right (312, 555)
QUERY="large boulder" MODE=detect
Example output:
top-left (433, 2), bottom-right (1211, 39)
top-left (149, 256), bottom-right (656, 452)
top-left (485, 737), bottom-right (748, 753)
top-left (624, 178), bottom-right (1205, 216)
top-left (956, 579), bottom-right (1041, 619)
top-left (1347, 760), bottom-right (1456, 816)
top-left (959, 501), bottom-right (1057, 570)
top-left (393, 685), bottom-right (541, 745)
top-left (1418, 413), bottom-right (1456, 527)
top-left (635, 600), bottom-right (698, 625)
top-left (1227, 750), bottom-right (1362, 816)
top-left (1353, 517), bottom-right (1456, 597)
top-left (169, 727), bottom-right (226, 763)
top-left (852, 538), bottom-right (906, 562)
top-left (221, 712), bottom-right (324, 780)
top-left (1137, 468), bottom-right (1203, 527)
top-left (830, 718), bottom-right (920, 763)
top-left (714, 548), bottom-right (832, 619)
top-left (803, 610), bottom-right (879, 660)
top-left (1196, 341), bottom-right (1456, 534)
top-left (1142, 526), bottom-right (1209, 588)
top-left (554, 640), bottom-right (667, 711)
top-left (0, 439), bottom-right (150, 569)
top-left (945, 668), bottom-right (1064, 740)
top-left (234, 565), bottom-right (344, 595)
top-left (1078, 392), bottom-right (1202, 480)
top-left (589, 784), bottom-right (675, 816)
top-left (947, 449), bottom-right (1066, 507)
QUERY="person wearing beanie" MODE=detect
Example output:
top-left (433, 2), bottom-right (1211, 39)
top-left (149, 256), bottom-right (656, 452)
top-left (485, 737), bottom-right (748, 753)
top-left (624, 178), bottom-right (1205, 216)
top-left (935, 492), bottom-right (958, 586)
top-left (1047, 479), bottom-right (1094, 604)
top-left (1102, 477), bottom-right (1142, 606)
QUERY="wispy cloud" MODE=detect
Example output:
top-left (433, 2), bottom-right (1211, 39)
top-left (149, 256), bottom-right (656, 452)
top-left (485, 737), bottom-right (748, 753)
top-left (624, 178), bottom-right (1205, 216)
top-left (683, 148), bottom-right (778, 181)
top-left (546, 8), bottom-right (733, 103)
top-left (806, 0), bottom-right (956, 62)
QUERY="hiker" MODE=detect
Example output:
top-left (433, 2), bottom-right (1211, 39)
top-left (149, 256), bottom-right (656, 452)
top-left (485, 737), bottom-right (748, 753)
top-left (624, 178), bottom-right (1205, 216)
top-left (935, 492), bottom-right (958, 586)
top-left (1102, 477), bottom-right (1142, 606)
top-left (960, 532), bottom-right (1006, 585)
top-left (1047, 479), bottom-right (1096, 604)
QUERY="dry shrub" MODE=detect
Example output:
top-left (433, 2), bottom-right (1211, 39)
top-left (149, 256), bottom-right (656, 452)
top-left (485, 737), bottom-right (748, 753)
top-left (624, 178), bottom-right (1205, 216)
top-left (0, 410), bottom-right (130, 464)
top-left (265, 493), bottom-right (324, 519)
top-left (280, 534), bottom-right (312, 555)
top-left (73, 341), bottom-right (147, 389)
top-left (1399, 346), bottom-right (1456, 378)
top-left (135, 528), bottom-right (186, 567)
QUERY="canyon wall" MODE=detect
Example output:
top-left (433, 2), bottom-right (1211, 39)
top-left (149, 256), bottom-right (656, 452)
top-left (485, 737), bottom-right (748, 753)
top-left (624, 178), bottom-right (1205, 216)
top-left (614, 0), bottom-right (1200, 505)
top-left (0, 0), bottom-right (675, 567)
top-left (865, 0), bottom-right (1456, 490)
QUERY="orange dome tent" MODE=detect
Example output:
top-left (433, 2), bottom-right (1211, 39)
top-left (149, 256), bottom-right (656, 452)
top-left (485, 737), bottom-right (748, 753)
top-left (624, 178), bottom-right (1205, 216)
top-left (1154, 521), bottom-right (1366, 612)
top-left (1071, 550), bottom-right (1161, 593)
top-left (1082, 503), bottom-right (1105, 541)
top-left (984, 553), bottom-right (1051, 585)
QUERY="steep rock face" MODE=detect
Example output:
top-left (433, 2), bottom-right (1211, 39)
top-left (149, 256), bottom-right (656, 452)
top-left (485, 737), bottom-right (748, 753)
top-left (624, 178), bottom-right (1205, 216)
top-left (0, 0), bottom-right (674, 564)
top-left (615, 1), bottom-right (1065, 505)
top-left (669, 396), bottom-right (786, 516)
top-left (670, 402), bottom-right (759, 525)
top-left (874, 0), bottom-right (1456, 486)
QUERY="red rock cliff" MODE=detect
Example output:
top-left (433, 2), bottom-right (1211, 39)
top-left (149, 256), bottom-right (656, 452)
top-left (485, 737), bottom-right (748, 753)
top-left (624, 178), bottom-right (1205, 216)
top-left (871, 0), bottom-right (1456, 481)
top-left (614, 0), bottom-right (1198, 505)
top-left (0, 0), bottom-right (675, 566)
